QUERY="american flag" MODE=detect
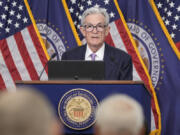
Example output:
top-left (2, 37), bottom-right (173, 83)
top-left (64, 0), bottom-right (159, 131)
top-left (155, 0), bottom-right (180, 51)
top-left (0, 0), bottom-right (48, 90)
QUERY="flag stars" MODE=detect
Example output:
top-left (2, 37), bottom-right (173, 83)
top-left (170, 32), bottom-right (175, 39)
top-left (157, 2), bottom-right (163, 8)
top-left (16, 13), bottom-right (21, 19)
top-left (76, 12), bottom-right (79, 17)
top-left (79, 5), bottom-right (84, 11)
top-left (18, 5), bottom-right (23, 10)
top-left (104, 0), bottom-right (110, 5)
top-left (69, 7), bottom-right (74, 13)
top-left (177, 6), bottom-right (180, 12)
top-left (172, 24), bottom-right (177, 30)
top-left (162, 16), bottom-right (166, 20)
top-left (169, 2), bottom-right (175, 8)
top-left (0, 22), bottom-right (3, 28)
top-left (12, 1), bottom-right (17, 7)
top-left (74, 21), bottom-right (77, 25)
top-left (71, 0), bottom-right (76, 4)
top-left (94, 4), bottom-right (100, 8)
top-left (5, 27), bottom-right (10, 33)
top-left (174, 15), bottom-right (179, 21)
top-left (4, 5), bottom-right (8, 11)
top-left (87, 0), bottom-right (92, 6)
top-left (9, 10), bottom-right (15, 16)
top-left (110, 12), bottom-right (115, 18)
top-left (1, 14), bottom-right (6, 20)
top-left (77, 24), bottom-right (80, 29)
top-left (165, 19), bottom-right (170, 25)
top-left (164, 7), bottom-right (167, 12)
top-left (14, 22), bottom-right (20, 28)
top-left (7, 19), bottom-right (12, 24)
top-left (0, 1), bottom-right (3, 6)
top-left (23, 17), bottom-right (28, 23)
top-left (167, 11), bottom-right (172, 17)
top-left (78, 15), bottom-right (82, 20)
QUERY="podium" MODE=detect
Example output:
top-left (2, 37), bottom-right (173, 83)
top-left (16, 80), bottom-right (151, 134)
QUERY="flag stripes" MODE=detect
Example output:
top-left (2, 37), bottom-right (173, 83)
top-left (0, 74), bottom-right (5, 90)
top-left (22, 27), bottom-right (48, 80)
top-left (27, 25), bottom-right (48, 75)
top-left (14, 31), bottom-right (39, 80)
top-left (0, 39), bottom-right (22, 81)
top-left (176, 42), bottom-right (180, 50)
top-left (105, 34), bottom-right (115, 47)
top-left (109, 21), bottom-right (127, 52)
top-left (7, 35), bottom-right (31, 81)
top-left (0, 51), bottom-right (15, 89)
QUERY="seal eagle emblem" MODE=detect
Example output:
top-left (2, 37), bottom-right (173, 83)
top-left (58, 88), bottom-right (98, 130)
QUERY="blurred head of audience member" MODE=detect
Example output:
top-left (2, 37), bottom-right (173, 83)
top-left (0, 87), bottom-right (62, 135)
top-left (95, 94), bottom-right (144, 135)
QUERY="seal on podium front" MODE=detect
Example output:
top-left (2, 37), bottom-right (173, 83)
top-left (58, 88), bottom-right (98, 130)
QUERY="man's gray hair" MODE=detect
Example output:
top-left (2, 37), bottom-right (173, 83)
top-left (0, 87), bottom-right (57, 135)
top-left (96, 94), bottom-right (144, 135)
top-left (81, 7), bottom-right (110, 26)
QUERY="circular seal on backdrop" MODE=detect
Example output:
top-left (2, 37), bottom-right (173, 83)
top-left (58, 88), bottom-right (98, 130)
top-left (127, 22), bottom-right (161, 87)
top-left (37, 23), bottom-right (66, 60)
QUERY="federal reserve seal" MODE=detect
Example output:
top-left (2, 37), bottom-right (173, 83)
top-left (36, 23), bottom-right (66, 60)
top-left (127, 20), bottom-right (164, 88)
top-left (58, 88), bottom-right (98, 130)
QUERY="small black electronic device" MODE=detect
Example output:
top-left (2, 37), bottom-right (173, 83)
top-left (48, 60), bottom-right (105, 80)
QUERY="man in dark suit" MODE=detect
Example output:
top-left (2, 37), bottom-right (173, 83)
top-left (62, 7), bottom-right (132, 80)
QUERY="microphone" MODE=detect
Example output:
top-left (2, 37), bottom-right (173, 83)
top-left (39, 53), bottom-right (57, 80)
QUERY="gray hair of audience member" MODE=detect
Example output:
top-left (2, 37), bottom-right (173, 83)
top-left (0, 87), bottom-right (61, 135)
top-left (95, 94), bottom-right (144, 135)
top-left (81, 7), bottom-right (110, 26)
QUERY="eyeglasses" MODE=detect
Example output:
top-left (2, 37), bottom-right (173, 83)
top-left (83, 24), bottom-right (107, 32)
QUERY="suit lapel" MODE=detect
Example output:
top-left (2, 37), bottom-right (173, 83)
top-left (77, 45), bottom-right (87, 60)
top-left (104, 44), bottom-right (116, 80)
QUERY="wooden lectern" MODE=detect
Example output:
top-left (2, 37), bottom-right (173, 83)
top-left (16, 80), bottom-right (151, 134)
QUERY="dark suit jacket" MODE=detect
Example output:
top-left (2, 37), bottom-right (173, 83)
top-left (61, 43), bottom-right (132, 80)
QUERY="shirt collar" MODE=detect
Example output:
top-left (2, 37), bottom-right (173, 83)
top-left (85, 43), bottom-right (105, 60)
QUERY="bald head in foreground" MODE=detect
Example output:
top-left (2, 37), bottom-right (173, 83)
top-left (0, 87), bottom-right (62, 135)
top-left (95, 94), bottom-right (144, 135)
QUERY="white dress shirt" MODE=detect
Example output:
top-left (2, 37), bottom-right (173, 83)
top-left (85, 44), bottom-right (105, 61)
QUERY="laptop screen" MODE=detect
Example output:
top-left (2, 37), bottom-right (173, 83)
top-left (48, 60), bottom-right (105, 80)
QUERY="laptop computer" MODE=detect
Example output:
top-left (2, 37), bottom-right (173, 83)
top-left (48, 60), bottom-right (105, 80)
